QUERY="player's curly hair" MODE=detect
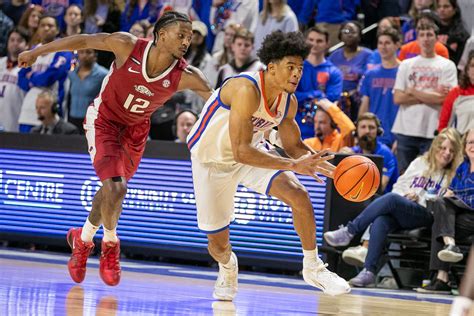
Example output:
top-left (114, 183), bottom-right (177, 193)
top-left (257, 31), bottom-right (310, 66)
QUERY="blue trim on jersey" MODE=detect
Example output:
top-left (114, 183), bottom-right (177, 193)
top-left (265, 170), bottom-right (284, 195)
top-left (217, 74), bottom-right (260, 108)
top-left (283, 94), bottom-right (292, 119)
top-left (199, 224), bottom-right (230, 234)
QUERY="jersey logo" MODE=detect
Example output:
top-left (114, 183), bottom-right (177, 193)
top-left (134, 85), bottom-right (154, 97)
top-left (162, 79), bottom-right (171, 88)
top-left (128, 67), bottom-right (140, 74)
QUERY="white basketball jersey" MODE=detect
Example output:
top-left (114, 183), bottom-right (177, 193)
top-left (187, 71), bottom-right (291, 164)
top-left (0, 57), bottom-right (24, 132)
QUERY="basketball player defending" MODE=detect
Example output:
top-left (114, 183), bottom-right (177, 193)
top-left (187, 31), bottom-right (351, 300)
top-left (18, 12), bottom-right (213, 286)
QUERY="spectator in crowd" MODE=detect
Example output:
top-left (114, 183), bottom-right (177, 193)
top-left (212, 23), bottom-right (240, 68)
top-left (295, 26), bottom-right (343, 139)
top-left (160, 0), bottom-right (197, 19)
top-left (61, 4), bottom-right (83, 38)
top-left (314, 0), bottom-right (359, 47)
top-left (401, 0), bottom-right (437, 44)
top-left (215, 28), bottom-right (264, 88)
top-left (393, 20), bottom-right (457, 173)
top-left (328, 21), bottom-right (372, 121)
top-left (32, 0), bottom-right (83, 30)
top-left (1, 0), bottom-right (30, 25)
top-left (210, 0), bottom-right (258, 54)
top-left (436, 0), bottom-right (470, 65)
top-left (83, 0), bottom-right (121, 35)
top-left (128, 21), bottom-right (147, 38)
top-left (458, 35), bottom-right (474, 72)
top-left (288, 0), bottom-right (316, 28)
top-left (367, 17), bottom-right (401, 70)
top-left (438, 50), bottom-right (474, 134)
top-left (68, 49), bottom-right (108, 134)
top-left (449, 246), bottom-right (474, 316)
top-left (0, 28), bottom-right (29, 132)
top-left (359, 28), bottom-right (401, 149)
top-left (120, 0), bottom-right (162, 33)
top-left (457, 0), bottom-right (474, 36)
top-left (325, 128), bottom-right (463, 288)
top-left (174, 109), bottom-right (198, 143)
top-left (360, 0), bottom-right (401, 49)
top-left (341, 112), bottom-right (399, 193)
top-left (30, 89), bottom-right (79, 135)
top-left (303, 99), bottom-right (355, 152)
top-left (253, 0), bottom-right (298, 55)
top-left (417, 128), bottom-right (474, 294)
top-left (177, 20), bottom-right (218, 112)
top-left (18, 15), bottom-right (73, 132)
top-left (17, 4), bottom-right (44, 46)
top-left (0, 9), bottom-right (14, 56)
top-left (399, 10), bottom-right (450, 61)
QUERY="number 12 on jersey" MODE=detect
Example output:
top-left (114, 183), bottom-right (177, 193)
top-left (123, 93), bottom-right (150, 113)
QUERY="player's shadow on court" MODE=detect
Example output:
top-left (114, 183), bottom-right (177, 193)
top-left (212, 301), bottom-right (237, 316)
top-left (66, 285), bottom-right (118, 316)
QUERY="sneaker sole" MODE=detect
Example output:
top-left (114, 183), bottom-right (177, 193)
top-left (416, 287), bottom-right (451, 295)
top-left (212, 292), bottom-right (235, 301)
top-left (342, 253), bottom-right (366, 267)
top-left (303, 273), bottom-right (351, 296)
top-left (323, 234), bottom-right (350, 247)
top-left (438, 251), bottom-right (463, 263)
top-left (349, 280), bottom-right (375, 288)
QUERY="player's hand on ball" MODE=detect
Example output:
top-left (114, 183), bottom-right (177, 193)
top-left (293, 149), bottom-right (335, 183)
top-left (18, 50), bottom-right (38, 68)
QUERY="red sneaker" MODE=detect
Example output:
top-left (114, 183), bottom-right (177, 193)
top-left (67, 228), bottom-right (94, 283)
top-left (99, 239), bottom-right (121, 286)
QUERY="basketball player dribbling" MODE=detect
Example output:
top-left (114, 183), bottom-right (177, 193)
top-left (187, 31), bottom-right (351, 300)
top-left (18, 12), bottom-right (213, 286)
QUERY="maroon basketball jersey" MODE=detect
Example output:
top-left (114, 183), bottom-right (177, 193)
top-left (94, 38), bottom-right (187, 126)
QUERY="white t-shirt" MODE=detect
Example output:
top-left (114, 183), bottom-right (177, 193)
top-left (0, 57), bottom-right (24, 132)
top-left (392, 156), bottom-right (449, 208)
top-left (392, 55), bottom-right (457, 138)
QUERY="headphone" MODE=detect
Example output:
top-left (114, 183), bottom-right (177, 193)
top-left (353, 112), bottom-right (384, 138)
top-left (51, 102), bottom-right (59, 115)
top-left (172, 109), bottom-right (199, 137)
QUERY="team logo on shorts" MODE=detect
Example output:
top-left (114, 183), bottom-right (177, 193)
top-left (134, 85), bottom-right (154, 97)
top-left (162, 79), bottom-right (171, 88)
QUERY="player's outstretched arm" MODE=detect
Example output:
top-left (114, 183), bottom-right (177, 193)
top-left (18, 32), bottom-right (135, 68)
top-left (177, 65), bottom-right (213, 100)
top-left (226, 80), bottom-right (333, 181)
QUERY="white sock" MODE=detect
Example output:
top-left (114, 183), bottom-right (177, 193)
top-left (103, 226), bottom-right (118, 243)
top-left (222, 253), bottom-right (236, 269)
top-left (303, 249), bottom-right (318, 266)
top-left (81, 218), bottom-right (100, 242)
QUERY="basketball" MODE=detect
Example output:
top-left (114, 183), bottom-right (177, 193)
top-left (334, 155), bottom-right (380, 202)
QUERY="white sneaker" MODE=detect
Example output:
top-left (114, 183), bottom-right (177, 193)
top-left (213, 252), bottom-right (238, 301)
top-left (302, 259), bottom-right (351, 296)
top-left (342, 245), bottom-right (368, 267)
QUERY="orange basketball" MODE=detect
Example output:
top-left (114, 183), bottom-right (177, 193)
top-left (334, 155), bottom-right (380, 202)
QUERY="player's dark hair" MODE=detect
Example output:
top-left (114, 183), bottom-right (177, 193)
top-left (257, 31), bottom-right (310, 66)
top-left (152, 11), bottom-right (191, 45)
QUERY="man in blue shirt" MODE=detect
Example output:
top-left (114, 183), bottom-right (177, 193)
top-left (68, 48), bottom-right (108, 133)
top-left (295, 26), bottom-right (343, 139)
top-left (342, 112), bottom-right (398, 193)
top-left (359, 28), bottom-right (401, 149)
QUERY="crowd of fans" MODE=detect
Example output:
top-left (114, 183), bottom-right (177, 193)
top-left (0, 0), bottom-right (473, 299)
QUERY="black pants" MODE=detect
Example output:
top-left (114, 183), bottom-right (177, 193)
top-left (429, 197), bottom-right (474, 271)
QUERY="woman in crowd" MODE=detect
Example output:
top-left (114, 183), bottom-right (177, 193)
top-left (61, 4), bottom-right (83, 38)
top-left (416, 129), bottom-right (474, 294)
top-left (17, 4), bottom-right (44, 46)
top-left (436, 0), bottom-right (470, 64)
top-left (83, 0), bottom-right (121, 35)
top-left (253, 0), bottom-right (298, 54)
top-left (401, 0), bottom-right (437, 43)
top-left (212, 23), bottom-right (241, 68)
top-left (328, 21), bottom-right (372, 121)
top-left (438, 50), bottom-right (474, 134)
top-left (324, 128), bottom-right (463, 287)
